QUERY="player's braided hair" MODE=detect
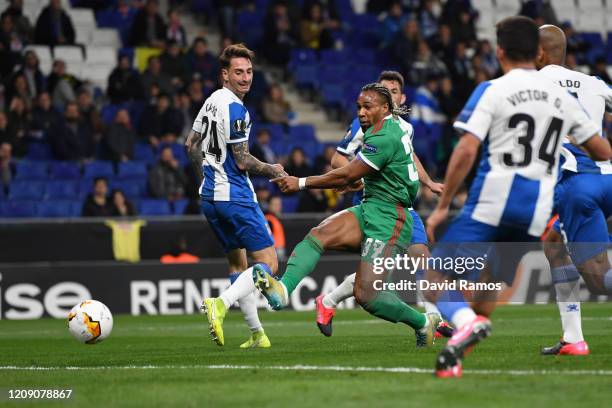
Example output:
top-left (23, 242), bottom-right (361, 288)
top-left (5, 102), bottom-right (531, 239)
top-left (361, 83), bottom-right (410, 117)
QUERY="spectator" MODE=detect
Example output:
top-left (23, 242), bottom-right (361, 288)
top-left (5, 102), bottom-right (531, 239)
top-left (0, 14), bottom-right (25, 74)
top-left (262, 84), bottom-right (292, 125)
top-left (47, 59), bottom-right (80, 108)
top-left (419, 0), bottom-right (439, 41)
top-left (218, 0), bottom-right (240, 38)
top-left (519, 0), bottom-right (558, 25)
top-left (82, 177), bottom-right (113, 217)
top-left (410, 74), bottom-right (445, 167)
top-left (148, 145), bottom-right (187, 201)
top-left (255, 183), bottom-right (271, 212)
top-left (6, 73), bottom-right (33, 110)
top-left (15, 51), bottom-right (46, 98)
top-left (0, 113), bottom-right (8, 145)
top-left (590, 56), bottom-right (612, 84)
top-left (140, 55), bottom-right (173, 101)
top-left (0, 141), bottom-right (13, 189)
top-left (103, 109), bottom-right (135, 162)
top-left (175, 91), bottom-right (193, 141)
top-left (314, 145), bottom-right (335, 174)
top-left (34, 0), bottom-right (75, 46)
top-left (251, 129), bottom-right (276, 164)
top-left (265, 195), bottom-right (286, 260)
top-left (107, 54), bottom-right (143, 104)
top-left (77, 88), bottom-right (104, 138)
top-left (391, 18), bottom-right (421, 83)
top-left (110, 189), bottom-right (137, 216)
top-left (298, 189), bottom-right (328, 212)
top-left (263, 1), bottom-right (298, 68)
top-left (160, 236), bottom-right (200, 263)
top-left (166, 8), bottom-right (187, 47)
top-left (436, 77), bottom-right (462, 173)
top-left (477, 39), bottom-right (500, 79)
top-left (30, 92), bottom-right (61, 139)
top-left (300, 2), bottom-right (333, 50)
top-left (381, 1), bottom-right (406, 48)
top-left (186, 37), bottom-right (218, 92)
top-left (450, 9), bottom-right (476, 47)
top-left (430, 23), bottom-right (454, 62)
top-left (447, 41), bottom-right (474, 100)
top-left (5, 96), bottom-right (30, 156)
top-left (160, 39), bottom-right (190, 90)
top-left (1, 0), bottom-right (33, 41)
top-left (303, 0), bottom-right (340, 29)
top-left (285, 147), bottom-right (312, 178)
top-left (48, 101), bottom-right (95, 161)
top-left (129, 0), bottom-right (165, 48)
top-left (410, 40), bottom-right (447, 85)
top-left (139, 92), bottom-right (183, 147)
top-left (187, 78), bottom-right (205, 117)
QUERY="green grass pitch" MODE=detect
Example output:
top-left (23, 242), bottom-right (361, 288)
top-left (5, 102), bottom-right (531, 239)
top-left (1, 304), bottom-right (611, 407)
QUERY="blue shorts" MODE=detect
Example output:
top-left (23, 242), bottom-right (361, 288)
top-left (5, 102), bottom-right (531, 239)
top-left (431, 214), bottom-right (539, 285)
top-left (410, 210), bottom-right (427, 245)
top-left (201, 200), bottom-right (274, 253)
top-left (553, 172), bottom-right (612, 265)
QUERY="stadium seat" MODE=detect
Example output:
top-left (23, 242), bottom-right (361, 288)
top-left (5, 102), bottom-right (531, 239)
top-left (289, 49), bottom-right (318, 71)
top-left (36, 201), bottom-right (80, 218)
top-left (75, 24), bottom-right (92, 44)
top-left (50, 161), bottom-right (81, 180)
top-left (134, 143), bottom-right (156, 164)
top-left (85, 46), bottom-right (117, 65)
top-left (68, 8), bottom-right (96, 27)
top-left (83, 161), bottom-right (114, 179)
top-left (281, 195), bottom-right (299, 213)
top-left (321, 84), bottom-right (346, 107)
top-left (294, 64), bottom-right (319, 89)
top-left (15, 161), bottom-right (49, 180)
top-left (24, 141), bottom-right (53, 161)
top-left (45, 180), bottom-right (80, 200)
top-left (117, 162), bottom-right (148, 180)
top-left (81, 63), bottom-right (114, 90)
top-left (112, 180), bottom-right (145, 199)
top-left (139, 199), bottom-right (171, 216)
top-left (53, 46), bottom-right (84, 64)
top-left (90, 29), bottom-right (121, 47)
top-left (0, 201), bottom-right (37, 218)
top-left (173, 199), bottom-right (189, 215)
top-left (289, 125), bottom-right (317, 142)
top-left (9, 181), bottom-right (45, 201)
top-left (579, 0), bottom-right (604, 10)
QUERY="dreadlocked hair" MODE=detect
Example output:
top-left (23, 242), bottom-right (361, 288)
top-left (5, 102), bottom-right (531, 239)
top-left (361, 82), bottom-right (410, 116)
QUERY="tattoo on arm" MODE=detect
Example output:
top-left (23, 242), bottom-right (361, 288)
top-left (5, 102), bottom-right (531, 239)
top-left (185, 130), bottom-right (203, 182)
top-left (231, 141), bottom-right (284, 178)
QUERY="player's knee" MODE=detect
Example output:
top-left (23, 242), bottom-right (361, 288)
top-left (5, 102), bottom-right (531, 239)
top-left (353, 285), bottom-right (376, 307)
top-left (577, 258), bottom-right (609, 295)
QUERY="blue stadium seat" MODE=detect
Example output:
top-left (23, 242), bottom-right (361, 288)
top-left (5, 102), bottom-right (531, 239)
top-left (83, 161), bottom-right (114, 179)
top-left (15, 161), bottom-right (49, 180)
top-left (112, 179), bottom-right (146, 199)
top-left (139, 199), bottom-right (171, 216)
top-left (316, 66), bottom-right (347, 89)
top-left (100, 104), bottom-right (123, 124)
top-left (36, 201), bottom-right (80, 218)
top-left (134, 143), bottom-right (156, 164)
top-left (289, 48), bottom-right (318, 71)
top-left (0, 201), bottom-right (36, 217)
top-left (236, 10), bottom-right (264, 49)
top-left (320, 50), bottom-right (347, 65)
top-left (50, 161), bottom-right (81, 180)
top-left (321, 84), bottom-right (346, 107)
top-left (289, 125), bottom-right (317, 142)
top-left (45, 180), bottom-right (80, 200)
top-left (79, 179), bottom-right (94, 199)
top-left (117, 161), bottom-right (148, 180)
top-left (9, 181), bottom-right (45, 200)
top-left (173, 198), bottom-right (189, 215)
top-left (282, 195), bottom-right (299, 213)
top-left (24, 142), bottom-right (53, 160)
top-left (254, 124), bottom-right (285, 141)
top-left (295, 64), bottom-right (319, 89)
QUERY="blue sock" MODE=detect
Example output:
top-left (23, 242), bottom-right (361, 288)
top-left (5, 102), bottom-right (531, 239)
top-left (604, 269), bottom-right (612, 292)
top-left (229, 272), bottom-right (240, 284)
top-left (551, 265), bottom-right (580, 284)
top-left (436, 290), bottom-right (469, 323)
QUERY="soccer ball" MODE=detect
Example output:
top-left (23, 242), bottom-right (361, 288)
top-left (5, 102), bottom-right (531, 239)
top-left (68, 300), bottom-right (114, 344)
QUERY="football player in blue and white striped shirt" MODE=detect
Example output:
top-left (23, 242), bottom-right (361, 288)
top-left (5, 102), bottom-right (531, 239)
top-left (536, 24), bottom-right (612, 356)
top-left (185, 44), bottom-right (286, 349)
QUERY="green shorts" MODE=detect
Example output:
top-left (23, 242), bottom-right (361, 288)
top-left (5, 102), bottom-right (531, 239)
top-left (347, 200), bottom-right (413, 263)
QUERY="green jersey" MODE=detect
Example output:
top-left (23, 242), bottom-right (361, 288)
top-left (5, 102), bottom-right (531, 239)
top-left (357, 115), bottom-right (420, 207)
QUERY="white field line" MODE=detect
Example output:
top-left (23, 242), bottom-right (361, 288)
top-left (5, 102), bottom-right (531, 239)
top-left (1, 364), bottom-right (612, 377)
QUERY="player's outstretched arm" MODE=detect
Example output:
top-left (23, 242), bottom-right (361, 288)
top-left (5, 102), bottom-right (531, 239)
top-left (231, 141), bottom-right (287, 178)
top-left (272, 158), bottom-right (372, 193)
top-left (426, 133), bottom-right (480, 242)
top-left (580, 134), bottom-right (612, 161)
top-left (330, 152), bottom-right (350, 169)
top-left (413, 153), bottom-right (444, 195)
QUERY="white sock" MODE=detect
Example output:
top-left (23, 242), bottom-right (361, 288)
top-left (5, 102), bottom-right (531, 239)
top-left (555, 280), bottom-right (584, 343)
top-left (238, 292), bottom-right (263, 333)
top-left (451, 307), bottom-right (477, 330)
top-left (220, 266), bottom-right (256, 308)
top-left (323, 273), bottom-right (356, 308)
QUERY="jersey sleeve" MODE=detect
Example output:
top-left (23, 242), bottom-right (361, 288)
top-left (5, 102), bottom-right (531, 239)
top-left (357, 132), bottom-right (394, 171)
top-left (597, 78), bottom-right (612, 113)
top-left (192, 103), bottom-right (206, 134)
top-left (225, 101), bottom-right (249, 144)
top-left (564, 92), bottom-right (600, 145)
top-left (453, 81), bottom-right (494, 140)
top-left (336, 118), bottom-right (363, 156)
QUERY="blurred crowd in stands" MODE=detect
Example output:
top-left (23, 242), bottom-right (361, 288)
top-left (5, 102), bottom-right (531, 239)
top-left (0, 0), bottom-right (610, 219)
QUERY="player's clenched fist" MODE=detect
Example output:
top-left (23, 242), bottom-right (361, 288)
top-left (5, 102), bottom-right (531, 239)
top-left (271, 176), bottom-right (299, 193)
top-left (271, 164), bottom-right (288, 177)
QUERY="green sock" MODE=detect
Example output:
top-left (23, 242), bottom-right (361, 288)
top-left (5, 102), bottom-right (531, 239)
top-left (280, 234), bottom-right (324, 295)
top-left (364, 291), bottom-right (426, 330)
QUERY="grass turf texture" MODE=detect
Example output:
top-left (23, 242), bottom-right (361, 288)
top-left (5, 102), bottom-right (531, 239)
top-left (0, 304), bottom-right (611, 407)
